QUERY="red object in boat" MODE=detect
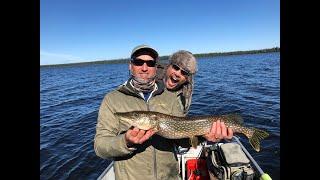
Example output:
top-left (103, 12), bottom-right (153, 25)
top-left (186, 159), bottom-right (209, 180)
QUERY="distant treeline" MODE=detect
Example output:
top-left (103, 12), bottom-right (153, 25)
top-left (41, 47), bottom-right (279, 68)
top-left (193, 47), bottom-right (280, 58)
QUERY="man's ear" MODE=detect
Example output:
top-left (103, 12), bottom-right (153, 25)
top-left (129, 63), bottom-right (132, 71)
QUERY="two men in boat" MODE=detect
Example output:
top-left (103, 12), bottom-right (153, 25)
top-left (94, 45), bottom-right (233, 179)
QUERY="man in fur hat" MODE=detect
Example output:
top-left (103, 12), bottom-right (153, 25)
top-left (158, 50), bottom-right (233, 142)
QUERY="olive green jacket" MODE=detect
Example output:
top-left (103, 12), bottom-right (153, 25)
top-left (94, 80), bottom-right (185, 180)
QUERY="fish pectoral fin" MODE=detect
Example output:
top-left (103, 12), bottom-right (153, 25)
top-left (189, 136), bottom-right (199, 148)
top-left (152, 124), bottom-right (160, 132)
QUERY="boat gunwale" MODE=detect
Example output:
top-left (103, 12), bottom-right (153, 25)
top-left (97, 161), bottom-right (114, 180)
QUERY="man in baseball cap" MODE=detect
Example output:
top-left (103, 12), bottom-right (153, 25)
top-left (94, 44), bottom-right (186, 179)
top-left (131, 44), bottom-right (159, 60)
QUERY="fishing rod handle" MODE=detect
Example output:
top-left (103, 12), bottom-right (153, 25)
top-left (260, 173), bottom-right (272, 180)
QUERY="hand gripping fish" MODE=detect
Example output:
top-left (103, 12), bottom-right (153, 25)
top-left (115, 111), bottom-right (269, 152)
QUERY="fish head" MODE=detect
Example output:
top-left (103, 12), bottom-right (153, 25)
top-left (115, 111), bottom-right (158, 130)
top-left (115, 112), bottom-right (134, 126)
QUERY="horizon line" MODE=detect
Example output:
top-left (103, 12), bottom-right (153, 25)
top-left (41, 47), bottom-right (280, 67)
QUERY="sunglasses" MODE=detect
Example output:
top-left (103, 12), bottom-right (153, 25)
top-left (131, 58), bottom-right (156, 67)
top-left (171, 64), bottom-right (190, 76)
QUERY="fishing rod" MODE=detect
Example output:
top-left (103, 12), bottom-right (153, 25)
top-left (233, 136), bottom-right (272, 180)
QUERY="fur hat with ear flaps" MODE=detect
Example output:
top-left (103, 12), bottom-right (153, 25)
top-left (169, 50), bottom-right (197, 74)
top-left (169, 50), bottom-right (198, 114)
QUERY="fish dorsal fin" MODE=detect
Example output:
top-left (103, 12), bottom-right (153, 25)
top-left (222, 114), bottom-right (243, 124)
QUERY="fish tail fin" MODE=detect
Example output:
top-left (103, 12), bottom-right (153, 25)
top-left (222, 114), bottom-right (244, 124)
top-left (247, 128), bottom-right (269, 152)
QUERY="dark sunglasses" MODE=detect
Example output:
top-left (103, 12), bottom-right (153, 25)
top-left (131, 58), bottom-right (156, 67)
top-left (171, 64), bottom-right (190, 76)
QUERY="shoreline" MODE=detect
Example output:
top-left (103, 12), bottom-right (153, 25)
top-left (41, 47), bottom-right (279, 68)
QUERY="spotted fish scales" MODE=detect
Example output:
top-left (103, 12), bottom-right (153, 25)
top-left (115, 111), bottom-right (269, 152)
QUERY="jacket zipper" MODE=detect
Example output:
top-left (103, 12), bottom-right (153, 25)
top-left (123, 80), bottom-right (160, 179)
top-left (146, 98), bottom-right (157, 179)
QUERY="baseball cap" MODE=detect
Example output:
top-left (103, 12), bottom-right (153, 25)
top-left (131, 44), bottom-right (159, 60)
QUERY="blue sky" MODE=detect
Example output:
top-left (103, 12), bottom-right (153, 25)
top-left (40, 0), bottom-right (279, 65)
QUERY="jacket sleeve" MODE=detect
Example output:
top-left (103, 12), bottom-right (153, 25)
top-left (171, 91), bottom-right (187, 117)
top-left (94, 95), bottom-right (135, 159)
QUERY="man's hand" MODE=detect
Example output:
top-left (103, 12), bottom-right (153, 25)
top-left (203, 120), bottom-right (233, 142)
top-left (125, 127), bottom-right (156, 146)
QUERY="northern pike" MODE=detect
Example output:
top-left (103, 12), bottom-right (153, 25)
top-left (115, 111), bottom-right (269, 152)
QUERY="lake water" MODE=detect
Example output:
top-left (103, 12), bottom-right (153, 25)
top-left (40, 52), bottom-right (280, 180)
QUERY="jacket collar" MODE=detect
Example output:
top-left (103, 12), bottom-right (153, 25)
top-left (117, 79), bottom-right (164, 98)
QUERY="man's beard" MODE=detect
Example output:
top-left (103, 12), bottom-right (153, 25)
top-left (130, 73), bottom-right (156, 93)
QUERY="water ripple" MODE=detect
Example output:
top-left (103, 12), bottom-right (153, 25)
top-left (40, 52), bottom-right (280, 179)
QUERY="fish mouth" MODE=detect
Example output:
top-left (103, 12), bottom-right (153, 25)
top-left (117, 116), bottom-right (134, 129)
top-left (116, 115), bottom-right (133, 124)
top-left (117, 116), bottom-right (133, 123)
